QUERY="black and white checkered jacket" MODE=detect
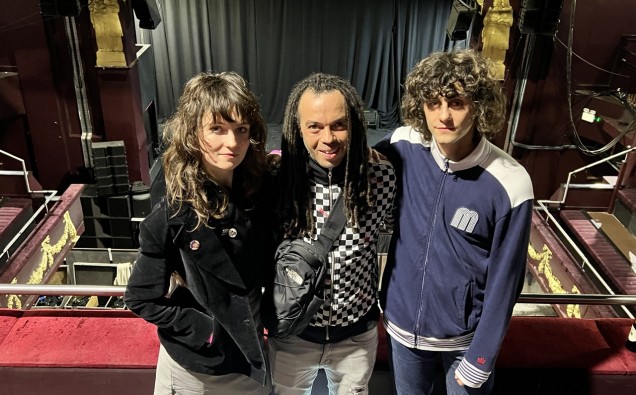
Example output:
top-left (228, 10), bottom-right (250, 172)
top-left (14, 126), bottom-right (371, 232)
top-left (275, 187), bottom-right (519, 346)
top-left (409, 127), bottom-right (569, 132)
top-left (304, 157), bottom-right (395, 336)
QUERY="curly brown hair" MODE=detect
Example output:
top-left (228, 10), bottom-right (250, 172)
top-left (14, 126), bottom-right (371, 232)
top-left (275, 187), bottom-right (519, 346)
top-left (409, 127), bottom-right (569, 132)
top-left (161, 72), bottom-right (267, 229)
top-left (401, 49), bottom-right (506, 140)
top-left (278, 73), bottom-right (371, 237)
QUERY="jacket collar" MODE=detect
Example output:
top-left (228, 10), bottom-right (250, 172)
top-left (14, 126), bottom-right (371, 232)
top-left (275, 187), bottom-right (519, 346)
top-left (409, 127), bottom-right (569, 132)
top-left (425, 134), bottom-right (491, 173)
top-left (307, 156), bottom-right (346, 185)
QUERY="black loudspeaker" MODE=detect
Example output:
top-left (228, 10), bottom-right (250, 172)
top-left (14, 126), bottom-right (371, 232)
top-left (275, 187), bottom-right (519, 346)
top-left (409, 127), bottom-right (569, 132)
top-left (131, 0), bottom-right (162, 30)
top-left (364, 109), bottom-right (379, 129)
top-left (39, 0), bottom-right (81, 17)
top-left (446, 0), bottom-right (477, 41)
top-left (519, 0), bottom-right (564, 35)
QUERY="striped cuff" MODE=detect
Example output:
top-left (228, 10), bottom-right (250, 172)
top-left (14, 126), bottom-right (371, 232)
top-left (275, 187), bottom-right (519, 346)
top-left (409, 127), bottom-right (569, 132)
top-left (455, 358), bottom-right (491, 389)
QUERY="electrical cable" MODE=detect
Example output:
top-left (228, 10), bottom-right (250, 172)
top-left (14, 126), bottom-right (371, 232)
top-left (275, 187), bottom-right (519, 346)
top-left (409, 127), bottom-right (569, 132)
top-left (503, 34), bottom-right (524, 84)
top-left (508, 1), bottom-right (635, 153)
top-left (565, 0), bottom-right (636, 156)
top-left (0, 2), bottom-right (94, 34)
top-left (507, 34), bottom-right (578, 151)
top-left (555, 36), bottom-right (630, 78)
top-left (0, 12), bottom-right (57, 34)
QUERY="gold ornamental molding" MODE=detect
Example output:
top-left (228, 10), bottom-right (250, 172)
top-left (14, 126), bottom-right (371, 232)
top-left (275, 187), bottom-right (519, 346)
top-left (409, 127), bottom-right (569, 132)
top-left (481, 0), bottom-right (513, 80)
top-left (89, 0), bottom-right (126, 67)
top-left (6, 212), bottom-right (78, 309)
top-left (528, 243), bottom-right (582, 318)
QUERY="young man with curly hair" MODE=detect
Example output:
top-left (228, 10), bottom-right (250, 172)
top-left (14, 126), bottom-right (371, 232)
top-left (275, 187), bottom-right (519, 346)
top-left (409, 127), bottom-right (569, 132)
top-left (375, 50), bottom-right (534, 394)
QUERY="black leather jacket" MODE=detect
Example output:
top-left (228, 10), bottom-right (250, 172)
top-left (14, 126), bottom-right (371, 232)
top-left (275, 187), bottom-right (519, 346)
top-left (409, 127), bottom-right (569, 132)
top-left (124, 191), bottom-right (276, 385)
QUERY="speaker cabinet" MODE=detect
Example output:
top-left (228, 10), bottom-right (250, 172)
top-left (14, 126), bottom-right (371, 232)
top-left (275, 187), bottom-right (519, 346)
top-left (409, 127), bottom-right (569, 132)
top-left (132, 0), bottom-right (162, 29)
top-left (364, 110), bottom-right (379, 129)
top-left (446, 0), bottom-right (477, 41)
top-left (39, 0), bottom-right (81, 17)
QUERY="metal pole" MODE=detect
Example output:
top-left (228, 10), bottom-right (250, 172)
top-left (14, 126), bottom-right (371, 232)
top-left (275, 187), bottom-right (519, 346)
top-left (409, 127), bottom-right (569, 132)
top-left (2, 284), bottom-right (636, 307)
top-left (0, 284), bottom-right (126, 297)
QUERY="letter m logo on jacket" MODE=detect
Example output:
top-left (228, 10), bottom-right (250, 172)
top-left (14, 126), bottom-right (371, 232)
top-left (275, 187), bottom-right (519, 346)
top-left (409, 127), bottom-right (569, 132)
top-left (450, 207), bottom-right (479, 233)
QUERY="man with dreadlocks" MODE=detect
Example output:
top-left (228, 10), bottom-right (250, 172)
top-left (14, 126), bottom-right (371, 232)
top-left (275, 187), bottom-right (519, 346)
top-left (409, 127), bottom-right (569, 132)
top-left (267, 73), bottom-right (396, 395)
top-left (375, 49), bottom-right (533, 394)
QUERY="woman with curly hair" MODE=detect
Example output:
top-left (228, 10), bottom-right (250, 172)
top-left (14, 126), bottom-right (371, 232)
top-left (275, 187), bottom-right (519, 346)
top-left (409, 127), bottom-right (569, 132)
top-left (125, 71), bottom-right (275, 394)
top-left (375, 50), bottom-right (534, 394)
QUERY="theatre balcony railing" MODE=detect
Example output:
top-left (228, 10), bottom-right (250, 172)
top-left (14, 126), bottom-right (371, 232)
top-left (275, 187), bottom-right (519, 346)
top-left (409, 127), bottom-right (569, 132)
top-left (0, 284), bottom-right (636, 310)
top-left (533, 145), bottom-right (636, 319)
top-left (1, 284), bottom-right (635, 395)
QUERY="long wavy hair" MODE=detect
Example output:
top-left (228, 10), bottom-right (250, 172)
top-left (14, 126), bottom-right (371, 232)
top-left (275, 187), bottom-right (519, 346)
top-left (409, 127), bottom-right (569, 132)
top-left (401, 49), bottom-right (506, 140)
top-left (161, 71), bottom-right (267, 229)
top-left (278, 73), bottom-right (371, 238)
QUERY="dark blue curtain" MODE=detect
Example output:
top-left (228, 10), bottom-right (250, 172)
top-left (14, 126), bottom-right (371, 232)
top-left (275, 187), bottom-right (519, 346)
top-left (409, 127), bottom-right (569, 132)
top-left (145, 0), bottom-right (451, 128)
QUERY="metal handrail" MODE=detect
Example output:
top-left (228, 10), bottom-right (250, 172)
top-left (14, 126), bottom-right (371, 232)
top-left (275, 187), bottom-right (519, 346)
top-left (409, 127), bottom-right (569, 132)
top-left (0, 149), bottom-right (60, 264)
top-left (0, 284), bottom-right (125, 297)
top-left (534, 145), bottom-right (636, 319)
top-left (0, 149), bottom-right (33, 194)
top-left (518, 293), bottom-right (636, 305)
top-left (1, 284), bottom-right (636, 306)
top-left (559, 146), bottom-right (636, 205)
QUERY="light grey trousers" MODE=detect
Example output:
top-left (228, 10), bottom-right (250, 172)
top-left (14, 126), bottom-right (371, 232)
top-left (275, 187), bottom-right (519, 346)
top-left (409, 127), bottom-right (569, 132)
top-left (154, 345), bottom-right (271, 395)
top-left (268, 326), bottom-right (378, 395)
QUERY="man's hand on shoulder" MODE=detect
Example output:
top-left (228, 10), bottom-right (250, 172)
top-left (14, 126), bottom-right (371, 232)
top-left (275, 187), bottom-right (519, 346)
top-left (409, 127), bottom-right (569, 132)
top-left (267, 150), bottom-right (282, 173)
top-left (368, 147), bottom-right (387, 163)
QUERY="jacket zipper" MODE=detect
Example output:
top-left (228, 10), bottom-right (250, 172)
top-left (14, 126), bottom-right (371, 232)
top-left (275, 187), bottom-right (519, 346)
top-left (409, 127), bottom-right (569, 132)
top-left (414, 159), bottom-right (449, 343)
top-left (326, 169), bottom-right (334, 341)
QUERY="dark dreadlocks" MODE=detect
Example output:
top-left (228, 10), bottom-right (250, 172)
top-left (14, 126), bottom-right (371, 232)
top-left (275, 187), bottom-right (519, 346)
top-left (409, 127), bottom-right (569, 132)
top-left (278, 73), bottom-right (372, 238)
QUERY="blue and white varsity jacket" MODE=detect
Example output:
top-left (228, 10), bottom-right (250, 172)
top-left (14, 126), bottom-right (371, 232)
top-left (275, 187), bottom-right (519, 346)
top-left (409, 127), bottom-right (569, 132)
top-left (376, 126), bottom-right (534, 388)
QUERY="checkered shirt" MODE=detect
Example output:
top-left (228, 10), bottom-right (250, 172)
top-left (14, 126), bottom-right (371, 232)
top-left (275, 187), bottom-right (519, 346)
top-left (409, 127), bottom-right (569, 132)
top-left (305, 159), bottom-right (395, 327)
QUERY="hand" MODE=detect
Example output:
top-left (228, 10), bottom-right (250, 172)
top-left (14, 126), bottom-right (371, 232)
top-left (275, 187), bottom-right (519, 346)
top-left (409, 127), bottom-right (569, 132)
top-left (455, 373), bottom-right (464, 387)
top-left (172, 271), bottom-right (187, 287)
top-left (266, 151), bottom-right (282, 172)
top-left (367, 147), bottom-right (386, 163)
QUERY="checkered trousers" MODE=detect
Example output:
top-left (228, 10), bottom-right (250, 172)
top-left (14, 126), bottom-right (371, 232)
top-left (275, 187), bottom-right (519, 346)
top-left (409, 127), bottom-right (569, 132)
top-left (305, 159), bottom-right (396, 327)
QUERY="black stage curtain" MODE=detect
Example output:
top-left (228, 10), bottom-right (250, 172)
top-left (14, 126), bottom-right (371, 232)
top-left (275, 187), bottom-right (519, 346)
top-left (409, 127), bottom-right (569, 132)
top-left (145, 0), bottom-right (451, 128)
